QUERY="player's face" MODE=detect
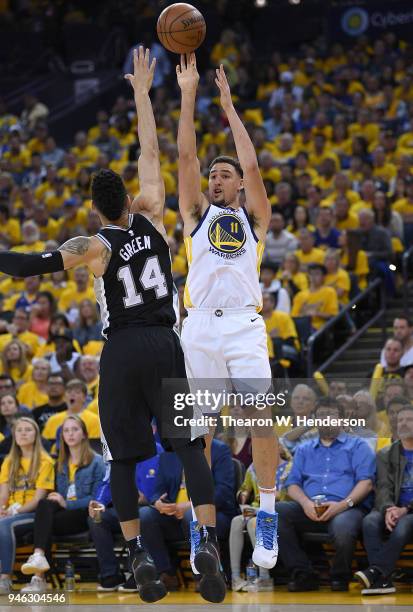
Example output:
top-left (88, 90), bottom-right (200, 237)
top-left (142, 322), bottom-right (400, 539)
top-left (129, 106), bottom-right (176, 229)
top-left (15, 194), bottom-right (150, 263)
top-left (208, 163), bottom-right (242, 207)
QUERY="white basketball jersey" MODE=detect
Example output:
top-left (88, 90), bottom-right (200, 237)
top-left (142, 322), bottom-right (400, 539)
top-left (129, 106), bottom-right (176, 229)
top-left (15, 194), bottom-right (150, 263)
top-left (184, 204), bottom-right (265, 309)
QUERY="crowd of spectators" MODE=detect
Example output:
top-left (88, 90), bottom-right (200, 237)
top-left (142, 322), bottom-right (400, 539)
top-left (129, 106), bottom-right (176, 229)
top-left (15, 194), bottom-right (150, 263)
top-left (0, 22), bottom-right (413, 597)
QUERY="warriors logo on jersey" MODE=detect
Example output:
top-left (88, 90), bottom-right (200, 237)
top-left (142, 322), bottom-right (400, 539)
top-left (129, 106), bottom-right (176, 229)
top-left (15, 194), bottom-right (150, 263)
top-left (208, 212), bottom-right (246, 257)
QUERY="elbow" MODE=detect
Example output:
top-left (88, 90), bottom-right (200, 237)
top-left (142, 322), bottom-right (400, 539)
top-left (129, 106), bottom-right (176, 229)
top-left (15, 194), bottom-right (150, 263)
top-left (243, 160), bottom-right (260, 174)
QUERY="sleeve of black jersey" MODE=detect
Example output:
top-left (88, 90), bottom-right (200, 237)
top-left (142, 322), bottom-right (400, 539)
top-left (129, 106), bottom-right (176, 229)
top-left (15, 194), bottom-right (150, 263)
top-left (0, 250), bottom-right (64, 278)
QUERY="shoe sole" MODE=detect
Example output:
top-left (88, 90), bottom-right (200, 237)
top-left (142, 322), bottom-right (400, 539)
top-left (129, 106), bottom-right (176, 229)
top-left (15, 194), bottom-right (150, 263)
top-left (354, 571), bottom-right (370, 589)
top-left (252, 550), bottom-right (278, 570)
top-left (194, 550), bottom-right (219, 576)
top-left (200, 574), bottom-right (226, 603)
top-left (361, 587), bottom-right (396, 595)
top-left (139, 580), bottom-right (167, 603)
top-left (21, 563), bottom-right (50, 576)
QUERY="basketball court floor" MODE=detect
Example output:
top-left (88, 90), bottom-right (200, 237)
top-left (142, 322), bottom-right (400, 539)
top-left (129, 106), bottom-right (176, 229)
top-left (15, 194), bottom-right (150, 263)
top-left (1, 587), bottom-right (412, 610)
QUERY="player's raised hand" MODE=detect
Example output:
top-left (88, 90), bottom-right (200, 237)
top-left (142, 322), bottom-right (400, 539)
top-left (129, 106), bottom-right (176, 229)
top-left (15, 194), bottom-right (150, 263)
top-left (124, 46), bottom-right (156, 94)
top-left (215, 64), bottom-right (233, 113)
top-left (176, 53), bottom-right (199, 94)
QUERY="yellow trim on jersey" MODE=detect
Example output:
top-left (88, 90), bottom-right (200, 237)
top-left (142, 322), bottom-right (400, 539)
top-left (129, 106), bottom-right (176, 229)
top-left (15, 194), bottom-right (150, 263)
top-left (256, 240), bottom-right (265, 275)
top-left (184, 283), bottom-right (194, 309)
top-left (184, 236), bottom-right (193, 266)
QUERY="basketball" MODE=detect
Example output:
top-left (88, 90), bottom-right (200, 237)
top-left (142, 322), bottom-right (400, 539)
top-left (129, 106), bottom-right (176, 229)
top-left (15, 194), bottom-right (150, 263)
top-left (157, 3), bottom-right (206, 54)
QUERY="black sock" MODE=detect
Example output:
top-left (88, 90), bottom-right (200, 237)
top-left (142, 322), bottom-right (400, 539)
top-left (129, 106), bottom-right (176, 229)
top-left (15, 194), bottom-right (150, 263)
top-left (203, 526), bottom-right (217, 540)
top-left (127, 535), bottom-right (143, 556)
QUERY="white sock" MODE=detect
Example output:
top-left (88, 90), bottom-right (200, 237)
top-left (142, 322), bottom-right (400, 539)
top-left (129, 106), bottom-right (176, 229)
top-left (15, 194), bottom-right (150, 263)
top-left (259, 488), bottom-right (276, 514)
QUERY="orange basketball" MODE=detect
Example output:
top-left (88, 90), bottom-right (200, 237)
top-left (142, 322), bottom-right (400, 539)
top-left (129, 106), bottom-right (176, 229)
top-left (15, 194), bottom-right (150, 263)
top-left (157, 3), bottom-right (206, 54)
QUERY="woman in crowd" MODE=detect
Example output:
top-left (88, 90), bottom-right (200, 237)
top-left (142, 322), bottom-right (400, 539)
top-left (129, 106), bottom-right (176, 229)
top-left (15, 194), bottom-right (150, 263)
top-left (0, 340), bottom-right (31, 385)
top-left (30, 291), bottom-right (57, 341)
top-left (0, 393), bottom-right (30, 439)
top-left (0, 417), bottom-right (54, 594)
top-left (277, 253), bottom-right (309, 299)
top-left (287, 205), bottom-right (315, 237)
top-left (18, 359), bottom-right (51, 410)
top-left (339, 229), bottom-right (369, 290)
top-left (20, 415), bottom-right (104, 593)
top-left (372, 190), bottom-right (404, 242)
top-left (73, 299), bottom-right (102, 349)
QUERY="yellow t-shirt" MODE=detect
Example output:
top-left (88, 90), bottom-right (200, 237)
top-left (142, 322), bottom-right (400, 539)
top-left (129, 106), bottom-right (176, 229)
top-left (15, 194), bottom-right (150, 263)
top-left (18, 381), bottom-right (48, 410)
top-left (42, 409), bottom-right (100, 440)
top-left (58, 286), bottom-right (95, 311)
top-left (340, 250), bottom-right (369, 290)
top-left (393, 197), bottom-right (413, 220)
top-left (325, 268), bottom-right (351, 304)
top-left (0, 219), bottom-right (21, 245)
top-left (71, 144), bottom-right (100, 167)
top-left (164, 208), bottom-right (177, 236)
top-left (67, 462), bottom-right (78, 500)
top-left (291, 286), bottom-right (339, 329)
top-left (295, 248), bottom-right (325, 268)
top-left (0, 452), bottom-right (54, 506)
top-left (335, 213), bottom-right (359, 231)
top-left (276, 271), bottom-right (309, 292)
top-left (44, 189), bottom-right (72, 212)
top-left (175, 472), bottom-right (189, 504)
top-left (372, 163), bottom-right (397, 183)
top-left (264, 311), bottom-right (299, 345)
top-left (0, 331), bottom-right (42, 357)
top-left (0, 363), bottom-right (32, 384)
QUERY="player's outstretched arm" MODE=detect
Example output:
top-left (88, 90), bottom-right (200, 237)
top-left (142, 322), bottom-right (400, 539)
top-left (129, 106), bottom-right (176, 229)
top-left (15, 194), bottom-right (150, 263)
top-left (215, 64), bottom-right (270, 236)
top-left (0, 236), bottom-right (109, 278)
top-left (177, 53), bottom-right (208, 228)
top-left (125, 47), bottom-right (165, 226)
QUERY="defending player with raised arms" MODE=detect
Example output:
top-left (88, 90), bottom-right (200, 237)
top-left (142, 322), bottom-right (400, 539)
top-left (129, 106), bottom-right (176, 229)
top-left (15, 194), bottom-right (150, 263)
top-left (177, 54), bottom-right (279, 572)
top-left (0, 48), bottom-right (225, 604)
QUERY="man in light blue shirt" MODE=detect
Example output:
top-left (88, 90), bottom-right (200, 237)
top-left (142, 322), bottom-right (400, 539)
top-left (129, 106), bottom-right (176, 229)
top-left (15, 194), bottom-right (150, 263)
top-left (275, 397), bottom-right (375, 592)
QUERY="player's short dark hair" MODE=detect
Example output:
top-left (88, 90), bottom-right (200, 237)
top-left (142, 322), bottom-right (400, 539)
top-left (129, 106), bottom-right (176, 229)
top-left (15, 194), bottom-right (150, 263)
top-left (209, 156), bottom-right (243, 178)
top-left (91, 169), bottom-right (127, 221)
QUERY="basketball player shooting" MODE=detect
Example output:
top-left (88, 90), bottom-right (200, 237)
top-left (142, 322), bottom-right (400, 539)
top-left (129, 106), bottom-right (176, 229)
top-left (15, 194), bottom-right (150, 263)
top-left (177, 53), bottom-right (279, 570)
top-left (0, 48), bottom-right (226, 604)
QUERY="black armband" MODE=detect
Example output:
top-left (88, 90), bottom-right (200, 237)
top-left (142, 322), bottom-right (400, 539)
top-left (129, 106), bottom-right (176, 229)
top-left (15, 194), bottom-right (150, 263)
top-left (0, 250), bottom-right (64, 278)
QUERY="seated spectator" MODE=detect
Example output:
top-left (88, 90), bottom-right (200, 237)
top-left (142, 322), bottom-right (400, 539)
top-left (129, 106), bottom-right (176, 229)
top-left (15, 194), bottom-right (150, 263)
top-left (0, 393), bottom-right (31, 439)
top-left (263, 213), bottom-right (298, 265)
top-left (358, 209), bottom-right (394, 294)
top-left (0, 308), bottom-right (42, 358)
top-left (77, 355), bottom-right (99, 401)
top-left (0, 339), bottom-right (32, 385)
top-left (261, 294), bottom-right (299, 374)
top-left (380, 317), bottom-right (413, 368)
top-left (324, 249), bottom-right (351, 305)
top-left (31, 374), bottom-right (67, 433)
top-left (260, 262), bottom-right (291, 313)
top-left (281, 384), bottom-right (317, 452)
top-left (275, 398), bottom-right (375, 592)
top-left (0, 417), bottom-right (54, 595)
top-left (294, 229), bottom-right (325, 271)
top-left (42, 379), bottom-right (100, 444)
top-left (20, 416), bottom-right (104, 593)
top-left (370, 338), bottom-right (405, 400)
top-left (218, 405), bottom-right (252, 469)
top-left (355, 405), bottom-right (413, 595)
top-left (352, 390), bottom-right (391, 445)
top-left (140, 439), bottom-right (239, 591)
top-left (372, 190), bottom-right (404, 243)
top-left (3, 275), bottom-right (42, 312)
top-left (58, 266), bottom-right (95, 316)
top-left (35, 313), bottom-right (81, 359)
top-left (47, 330), bottom-right (81, 381)
top-left (338, 229), bottom-right (369, 290)
top-left (333, 196), bottom-right (359, 232)
top-left (314, 207), bottom-right (341, 250)
top-left (276, 252), bottom-right (309, 298)
top-left (386, 396), bottom-right (411, 442)
top-left (73, 299), bottom-right (102, 349)
top-left (88, 443), bottom-right (164, 592)
top-left (393, 175), bottom-right (413, 246)
top-left (230, 447), bottom-right (291, 592)
top-left (18, 359), bottom-right (51, 409)
top-left (291, 263), bottom-right (339, 331)
top-left (287, 206), bottom-right (315, 238)
top-left (29, 291), bottom-right (56, 341)
top-left (404, 365), bottom-right (413, 401)
top-left (41, 270), bottom-right (75, 303)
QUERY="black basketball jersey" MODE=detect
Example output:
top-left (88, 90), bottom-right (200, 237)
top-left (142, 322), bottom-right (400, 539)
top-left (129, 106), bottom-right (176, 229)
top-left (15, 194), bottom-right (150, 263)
top-left (94, 213), bottom-right (176, 338)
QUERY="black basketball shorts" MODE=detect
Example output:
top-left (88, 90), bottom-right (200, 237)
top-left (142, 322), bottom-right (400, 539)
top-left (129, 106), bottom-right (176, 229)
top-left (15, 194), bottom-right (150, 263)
top-left (98, 326), bottom-right (194, 462)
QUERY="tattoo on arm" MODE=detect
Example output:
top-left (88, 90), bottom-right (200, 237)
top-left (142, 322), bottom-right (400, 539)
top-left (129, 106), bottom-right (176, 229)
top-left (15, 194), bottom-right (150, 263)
top-left (101, 245), bottom-right (111, 268)
top-left (59, 237), bottom-right (90, 255)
